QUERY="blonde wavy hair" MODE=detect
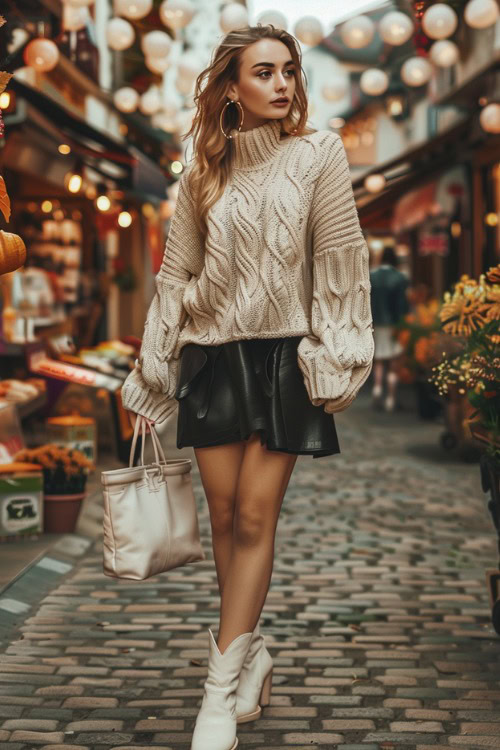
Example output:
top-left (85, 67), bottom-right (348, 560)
top-left (181, 24), bottom-right (316, 243)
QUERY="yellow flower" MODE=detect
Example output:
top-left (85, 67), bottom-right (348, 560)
top-left (440, 294), bottom-right (488, 336)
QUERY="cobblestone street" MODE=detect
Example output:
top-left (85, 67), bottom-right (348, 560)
top-left (1, 391), bottom-right (499, 749)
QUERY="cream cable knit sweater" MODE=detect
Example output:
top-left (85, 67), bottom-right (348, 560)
top-left (121, 117), bottom-right (374, 423)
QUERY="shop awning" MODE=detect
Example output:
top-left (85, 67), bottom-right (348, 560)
top-left (6, 78), bottom-right (169, 201)
top-left (352, 115), bottom-right (491, 226)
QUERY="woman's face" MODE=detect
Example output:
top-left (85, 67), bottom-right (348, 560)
top-left (226, 38), bottom-right (296, 131)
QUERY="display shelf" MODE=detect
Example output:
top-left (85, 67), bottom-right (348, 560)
top-left (14, 392), bottom-right (47, 420)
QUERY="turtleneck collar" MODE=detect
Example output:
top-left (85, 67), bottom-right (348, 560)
top-left (230, 118), bottom-right (286, 170)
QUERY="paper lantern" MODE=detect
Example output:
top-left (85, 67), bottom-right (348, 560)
top-left (422, 4), bottom-right (458, 39)
top-left (321, 79), bottom-right (348, 102)
top-left (294, 16), bottom-right (324, 45)
top-left (257, 10), bottom-right (288, 30)
top-left (464, 0), bottom-right (499, 29)
top-left (146, 56), bottom-right (171, 75)
top-left (139, 86), bottom-right (162, 115)
top-left (360, 68), bottom-right (389, 96)
top-left (114, 0), bottom-right (152, 20)
top-left (429, 39), bottom-right (459, 67)
top-left (23, 38), bottom-right (60, 73)
top-left (141, 30), bottom-right (171, 58)
top-left (480, 103), bottom-right (500, 133)
top-left (113, 86), bottom-right (139, 113)
top-left (63, 5), bottom-right (88, 31)
top-left (152, 110), bottom-right (177, 132)
top-left (159, 0), bottom-right (196, 31)
top-left (379, 11), bottom-right (414, 45)
top-left (106, 18), bottom-right (135, 51)
top-left (401, 56), bottom-right (432, 86)
top-left (341, 15), bottom-right (375, 49)
top-left (64, 0), bottom-right (94, 6)
top-left (175, 74), bottom-right (194, 96)
top-left (177, 51), bottom-right (203, 81)
top-left (364, 174), bottom-right (386, 193)
top-left (220, 4), bottom-right (249, 33)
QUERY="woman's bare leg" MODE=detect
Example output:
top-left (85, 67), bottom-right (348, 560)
top-left (216, 431), bottom-right (298, 654)
top-left (194, 440), bottom-right (246, 596)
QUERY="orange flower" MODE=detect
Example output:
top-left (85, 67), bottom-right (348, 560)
top-left (486, 264), bottom-right (500, 284)
top-left (398, 329), bottom-right (411, 348)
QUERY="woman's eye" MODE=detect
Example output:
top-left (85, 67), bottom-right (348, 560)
top-left (258, 69), bottom-right (295, 78)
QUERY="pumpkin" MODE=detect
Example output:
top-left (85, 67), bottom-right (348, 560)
top-left (0, 231), bottom-right (26, 276)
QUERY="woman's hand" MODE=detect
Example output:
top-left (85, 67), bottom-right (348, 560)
top-left (127, 411), bottom-right (155, 433)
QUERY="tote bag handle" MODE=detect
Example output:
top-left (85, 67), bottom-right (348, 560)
top-left (129, 416), bottom-right (166, 468)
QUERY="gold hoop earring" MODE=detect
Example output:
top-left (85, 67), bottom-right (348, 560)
top-left (220, 98), bottom-right (244, 140)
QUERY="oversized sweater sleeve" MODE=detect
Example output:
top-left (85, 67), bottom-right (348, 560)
top-left (297, 132), bottom-right (374, 414)
top-left (121, 166), bottom-right (202, 423)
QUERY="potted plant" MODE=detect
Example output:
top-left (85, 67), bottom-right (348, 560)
top-left (14, 444), bottom-right (93, 533)
top-left (394, 297), bottom-right (444, 419)
top-left (429, 264), bottom-right (500, 633)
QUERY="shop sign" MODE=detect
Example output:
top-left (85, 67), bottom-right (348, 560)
top-left (418, 229), bottom-right (449, 256)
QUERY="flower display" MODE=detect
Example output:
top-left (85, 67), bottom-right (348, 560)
top-left (429, 264), bottom-right (500, 465)
top-left (394, 298), bottom-right (443, 382)
top-left (14, 444), bottom-right (93, 495)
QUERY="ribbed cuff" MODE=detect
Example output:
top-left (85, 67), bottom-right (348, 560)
top-left (120, 378), bottom-right (178, 424)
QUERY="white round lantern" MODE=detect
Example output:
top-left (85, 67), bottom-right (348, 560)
top-left (106, 17), bottom-right (135, 50)
top-left (364, 174), bottom-right (386, 193)
top-left (360, 68), bottom-right (389, 96)
top-left (220, 4), bottom-right (249, 33)
top-left (175, 74), bottom-right (194, 96)
top-left (379, 11), bottom-right (414, 46)
top-left (401, 56), bottom-right (433, 86)
top-left (422, 4), bottom-right (458, 39)
top-left (294, 16), bottom-right (324, 46)
top-left (321, 79), bottom-right (348, 102)
top-left (146, 56), bottom-right (171, 74)
top-left (141, 30), bottom-right (171, 58)
top-left (159, 0), bottom-right (196, 31)
top-left (257, 10), bottom-right (288, 30)
top-left (341, 15), bottom-right (375, 49)
top-left (114, 0), bottom-right (152, 20)
top-left (23, 38), bottom-right (60, 72)
top-left (177, 51), bottom-right (203, 81)
top-left (113, 86), bottom-right (139, 113)
top-left (429, 40), bottom-right (459, 67)
top-left (464, 0), bottom-right (499, 29)
top-left (152, 110), bottom-right (177, 132)
top-left (480, 103), bottom-right (500, 134)
top-left (65, 0), bottom-right (95, 7)
top-left (140, 86), bottom-right (162, 115)
top-left (63, 6), bottom-right (88, 31)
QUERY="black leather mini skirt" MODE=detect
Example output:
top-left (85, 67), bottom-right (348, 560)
top-left (174, 336), bottom-right (340, 459)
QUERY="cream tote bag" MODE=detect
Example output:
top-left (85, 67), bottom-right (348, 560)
top-left (101, 415), bottom-right (205, 580)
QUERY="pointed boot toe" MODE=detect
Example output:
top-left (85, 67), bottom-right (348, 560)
top-left (191, 627), bottom-right (253, 750)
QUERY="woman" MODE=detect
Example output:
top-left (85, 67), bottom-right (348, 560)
top-left (369, 245), bottom-right (410, 412)
top-left (123, 24), bottom-right (374, 750)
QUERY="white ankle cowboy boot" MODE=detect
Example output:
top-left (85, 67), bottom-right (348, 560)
top-left (190, 627), bottom-right (253, 750)
top-left (235, 622), bottom-right (273, 723)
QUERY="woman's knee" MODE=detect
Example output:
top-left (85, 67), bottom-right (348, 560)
top-left (207, 498), bottom-right (235, 536)
top-left (233, 502), bottom-right (275, 547)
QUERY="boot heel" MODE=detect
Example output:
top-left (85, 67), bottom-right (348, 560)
top-left (259, 668), bottom-right (272, 706)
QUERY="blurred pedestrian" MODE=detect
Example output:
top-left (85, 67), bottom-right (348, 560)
top-left (370, 245), bottom-right (409, 412)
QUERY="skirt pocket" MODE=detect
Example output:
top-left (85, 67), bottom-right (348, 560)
top-left (174, 344), bottom-right (209, 400)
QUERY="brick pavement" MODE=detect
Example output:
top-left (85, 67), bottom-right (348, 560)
top-left (0, 391), bottom-right (499, 749)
